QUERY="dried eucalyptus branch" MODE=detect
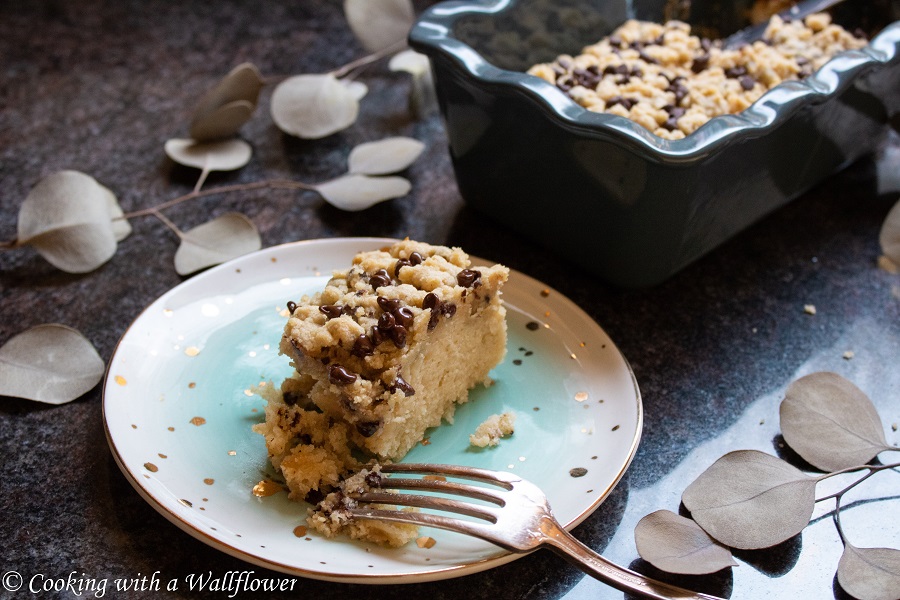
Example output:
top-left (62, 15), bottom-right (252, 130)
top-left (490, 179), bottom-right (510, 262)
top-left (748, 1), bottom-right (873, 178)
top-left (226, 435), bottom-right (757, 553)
top-left (0, 0), bottom-right (428, 406)
top-left (634, 372), bottom-right (899, 600)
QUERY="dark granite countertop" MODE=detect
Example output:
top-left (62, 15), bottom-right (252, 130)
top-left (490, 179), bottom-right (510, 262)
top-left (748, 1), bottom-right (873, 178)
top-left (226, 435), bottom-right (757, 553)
top-left (2, 1), bottom-right (898, 599)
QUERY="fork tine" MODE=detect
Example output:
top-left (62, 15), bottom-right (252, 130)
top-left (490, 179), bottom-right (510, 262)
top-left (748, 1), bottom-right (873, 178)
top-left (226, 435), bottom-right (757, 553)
top-left (349, 507), bottom-right (502, 545)
top-left (354, 491), bottom-right (500, 522)
top-left (381, 463), bottom-right (517, 488)
top-left (375, 477), bottom-right (506, 505)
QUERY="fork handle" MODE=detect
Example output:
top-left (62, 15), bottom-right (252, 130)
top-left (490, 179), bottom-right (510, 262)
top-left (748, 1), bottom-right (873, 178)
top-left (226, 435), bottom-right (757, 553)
top-left (541, 518), bottom-right (725, 600)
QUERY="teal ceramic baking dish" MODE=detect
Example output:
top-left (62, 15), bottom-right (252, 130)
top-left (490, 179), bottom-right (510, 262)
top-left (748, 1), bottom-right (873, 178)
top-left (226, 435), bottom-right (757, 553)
top-left (410, 0), bottom-right (900, 287)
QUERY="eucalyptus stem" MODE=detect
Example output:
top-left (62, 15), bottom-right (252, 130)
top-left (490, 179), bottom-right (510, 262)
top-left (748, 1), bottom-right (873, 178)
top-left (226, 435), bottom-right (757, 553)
top-left (151, 209), bottom-right (184, 238)
top-left (330, 39), bottom-right (407, 79)
top-left (121, 179), bottom-right (314, 220)
top-left (815, 461), bottom-right (900, 504)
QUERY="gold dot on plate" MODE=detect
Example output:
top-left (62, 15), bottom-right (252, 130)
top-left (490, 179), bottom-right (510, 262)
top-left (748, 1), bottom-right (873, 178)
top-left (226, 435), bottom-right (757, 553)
top-left (158, 453), bottom-right (167, 459)
top-left (144, 462), bottom-right (158, 473)
top-left (179, 499), bottom-right (193, 508)
top-left (228, 450), bottom-right (236, 456)
top-left (188, 382), bottom-right (196, 389)
top-left (167, 426), bottom-right (175, 432)
top-left (204, 478), bottom-right (214, 485)
top-left (570, 353), bottom-right (577, 360)
top-left (271, 257), bottom-right (277, 263)
top-left (540, 289), bottom-right (550, 297)
top-left (184, 346), bottom-right (201, 357)
top-left (163, 309), bottom-right (173, 317)
top-left (244, 389), bottom-right (254, 397)
top-left (131, 424), bottom-right (137, 430)
top-left (293, 525), bottom-right (308, 537)
top-left (114, 375), bottom-right (127, 386)
top-left (574, 391), bottom-right (588, 402)
top-left (190, 416), bottom-right (206, 426)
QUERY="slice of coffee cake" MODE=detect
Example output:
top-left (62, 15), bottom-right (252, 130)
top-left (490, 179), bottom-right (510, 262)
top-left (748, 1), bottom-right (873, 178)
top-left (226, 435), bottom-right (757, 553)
top-left (253, 239), bottom-right (508, 543)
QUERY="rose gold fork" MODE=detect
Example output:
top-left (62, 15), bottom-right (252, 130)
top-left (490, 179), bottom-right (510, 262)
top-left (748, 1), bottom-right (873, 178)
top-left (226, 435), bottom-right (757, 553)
top-left (349, 463), bottom-right (724, 600)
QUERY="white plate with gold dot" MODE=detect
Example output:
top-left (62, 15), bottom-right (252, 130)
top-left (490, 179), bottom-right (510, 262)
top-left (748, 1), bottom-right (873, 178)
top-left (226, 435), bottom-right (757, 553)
top-left (103, 237), bottom-right (642, 583)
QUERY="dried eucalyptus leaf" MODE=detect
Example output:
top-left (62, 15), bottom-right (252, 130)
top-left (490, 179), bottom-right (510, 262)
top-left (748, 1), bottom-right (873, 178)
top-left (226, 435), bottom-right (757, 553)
top-left (315, 174), bottom-right (411, 211)
top-left (348, 137), bottom-right (425, 175)
top-left (174, 212), bottom-right (261, 276)
top-left (388, 49), bottom-right (438, 117)
top-left (190, 99), bottom-right (255, 142)
top-left (17, 170), bottom-right (117, 273)
top-left (100, 182), bottom-right (132, 242)
top-left (344, 0), bottom-right (414, 53)
top-left (388, 49), bottom-right (430, 75)
top-left (190, 62), bottom-right (264, 141)
top-left (634, 510), bottom-right (737, 575)
top-left (270, 74), bottom-right (359, 139)
top-left (0, 324), bottom-right (104, 404)
top-left (682, 450), bottom-right (816, 549)
top-left (837, 544), bottom-right (900, 600)
top-left (781, 372), bottom-right (890, 472)
top-left (879, 197), bottom-right (900, 264)
top-left (342, 79), bottom-right (369, 102)
top-left (164, 138), bottom-right (252, 172)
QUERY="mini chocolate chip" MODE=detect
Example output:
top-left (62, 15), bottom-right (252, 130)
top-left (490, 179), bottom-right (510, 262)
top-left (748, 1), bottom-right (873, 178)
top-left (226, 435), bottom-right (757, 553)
top-left (526, 321), bottom-right (540, 331)
top-left (608, 35), bottom-right (622, 47)
top-left (739, 75), bottom-right (755, 91)
top-left (352, 334), bottom-right (375, 357)
top-left (389, 324), bottom-right (407, 348)
top-left (286, 301), bottom-right (297, 314)
top-left (370, 269), bottom-right (391, 289)
top-left (371, 326), bottom-right (387, 345)
top-left (393, 306), bottom-right (414, 328)
top-left (378, 311), bottom-right (396, 330)
top-left (441, 303), bottom-right (457, 317)
top-left (391, 374), bottom-right (415, 396)
top-left (569, 467), bottom-right (588, 478)
top-left (457, 268), bottom-right (482, 288)
top-left (342, 304), bottom-right (355, 316)
top-left (393, 258), bottom-right (411, 277)
top-left (409, 251), bottom-right (424, 265)
top-left (638, 50), bottom-right (659, 65)
top-left (305, 489), bottom-right (325, 505)
top-left (423, 292), bottom-right (440, 311)
top-left (356, 421), bottom-right (380, 438)
top-left (364, 471), bottom-right (382, 488)
top-left (724, 65), bottom-right (747, 79)
top-left (691, 54), bottom-right (709, 73)
top-left (328, 364), bottom-right (357, 385)
top-left (513, 359), bottom-right (522, 365)
top-left (319, 304), bottom-right (343, 319)
top-left (283, 391), bottom-right (300, 406)
top-left (377, 297), bottom-right (401, 313)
